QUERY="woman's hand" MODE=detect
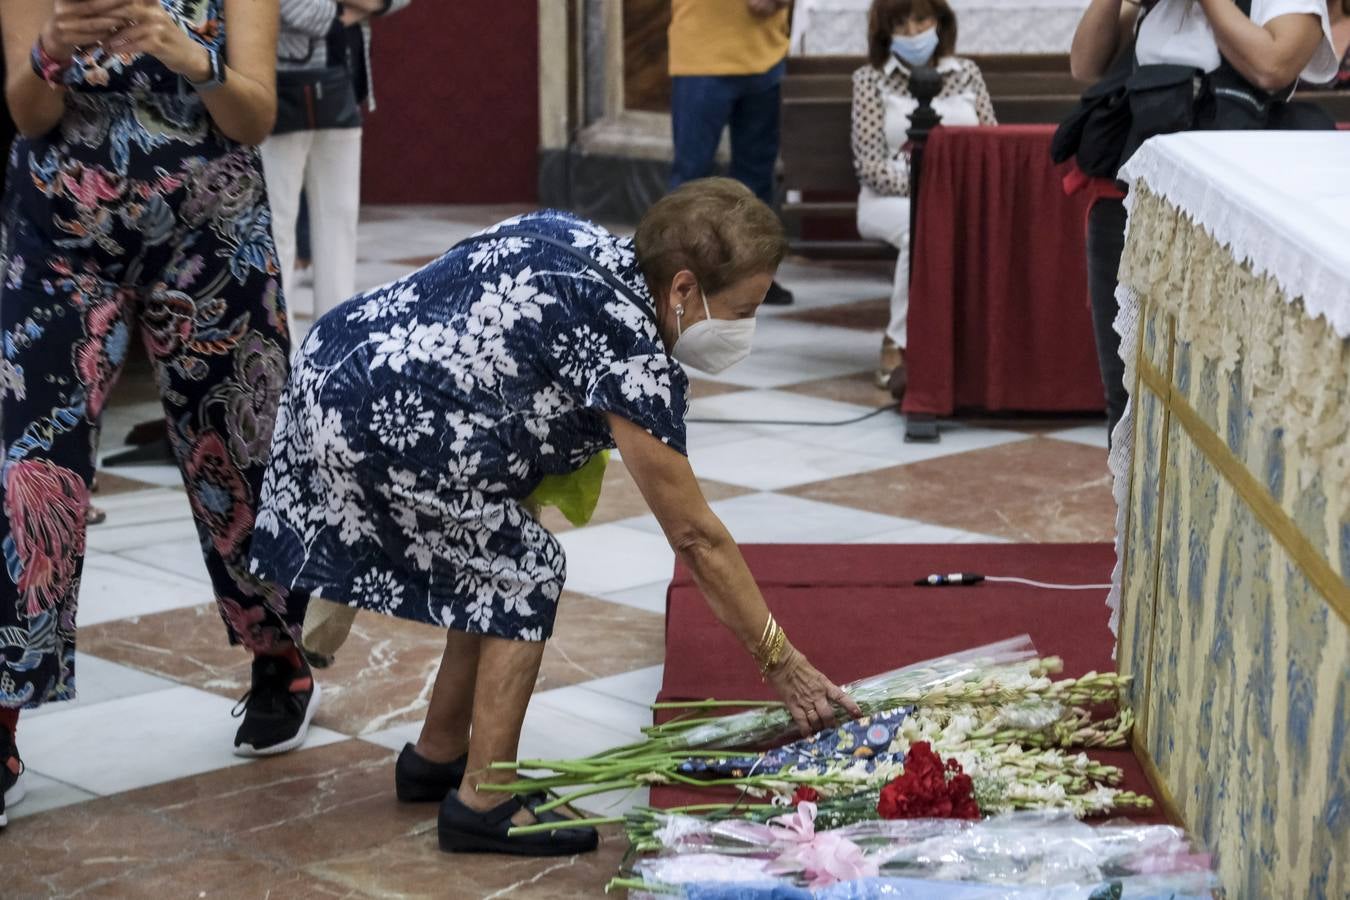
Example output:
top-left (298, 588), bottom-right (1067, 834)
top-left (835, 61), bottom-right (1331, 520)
top-left (765, 645), bottom-right (863, 737)
top-left (41, 0), bottom-right (135, 62)
top-left (105, 0), bottom-right (210, 80)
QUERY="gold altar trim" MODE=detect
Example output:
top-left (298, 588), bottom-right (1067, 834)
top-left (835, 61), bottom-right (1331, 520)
top-left (1137, 355), bottom-right (1350, 626)
top-left (1129, 730), bottom-right (1186, 830)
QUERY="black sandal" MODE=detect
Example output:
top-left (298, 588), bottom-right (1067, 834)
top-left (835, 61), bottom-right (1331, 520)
top-left (438, 791), bottom-right (599, 857)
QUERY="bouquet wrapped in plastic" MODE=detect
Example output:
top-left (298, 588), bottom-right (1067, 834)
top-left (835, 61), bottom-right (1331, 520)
top-left (616, 810), bottom-right (1217, 899)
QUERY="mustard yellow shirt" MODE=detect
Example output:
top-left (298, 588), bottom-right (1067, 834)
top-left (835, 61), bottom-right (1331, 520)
top-left (668, 0), bottom-right (791, 77)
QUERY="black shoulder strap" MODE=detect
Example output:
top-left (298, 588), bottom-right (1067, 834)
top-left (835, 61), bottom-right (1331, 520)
top-left (453, 228), bottom-right (657, 324)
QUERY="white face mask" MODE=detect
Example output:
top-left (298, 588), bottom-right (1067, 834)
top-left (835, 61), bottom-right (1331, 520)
top-left (670, 289), bottom-right (756, 374)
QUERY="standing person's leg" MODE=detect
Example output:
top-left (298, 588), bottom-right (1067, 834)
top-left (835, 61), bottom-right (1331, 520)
top-left (857, 192), bottom-right (912, 387)
top-left (438, 633), bottom-right (597, 855)
top-left (393, 630), bottom-right (481, 802)
top-left (1086, 198), bottom-right (1129, 442)
top-left (259, 131), bottom-right (313, 330)
top-left (0, 228), bottom-right (135, 819)
top-left (728, 62), bottom-right (794, 306)
top-left (146, 147), bottom-right (313, 755)
top-left (670, 75), bottom-right (735, 191)
top-left (296, 191), bottom-right (313, 268)
top-left (727, 64), bottom-right (782, 207)
top-left (303, 127), bottom-right (362, 319)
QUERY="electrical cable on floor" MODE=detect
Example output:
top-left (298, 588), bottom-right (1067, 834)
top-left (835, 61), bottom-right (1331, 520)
top-left (915, 573), bottom-right (1111, 591)
top-left (984, 575), bottom-right (1112, 591)
top-left (685, 403), bottom-right (896, 428)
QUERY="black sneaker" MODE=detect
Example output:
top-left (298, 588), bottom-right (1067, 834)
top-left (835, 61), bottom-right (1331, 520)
top-left (438, 791), bottom-right (599, 857)
top-left (395, 743), bottom-right (468, 803)
top-left (763, 281), bottom-right (795, 306)
top-left (1, 725), bottom-right (25, 829)
top-left (232, 651), bottom-right (320, 758)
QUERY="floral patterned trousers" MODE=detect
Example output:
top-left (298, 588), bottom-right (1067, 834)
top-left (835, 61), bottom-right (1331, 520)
top-left (0, 99), bottom-right (308, 709)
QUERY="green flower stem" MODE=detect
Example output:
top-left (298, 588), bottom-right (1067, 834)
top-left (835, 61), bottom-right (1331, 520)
top-left (507, 815), bottom-right (625, 836)
top-left (530, 780), bottom-right (639, 815)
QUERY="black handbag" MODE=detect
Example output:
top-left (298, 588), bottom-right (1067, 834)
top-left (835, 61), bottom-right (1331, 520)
top-left (273, 66), bottom-right (362, 135)
top-left (1052, 0), bottom-right (1333, 178)
top-left (1050, 46), bottom-right (1135, 177)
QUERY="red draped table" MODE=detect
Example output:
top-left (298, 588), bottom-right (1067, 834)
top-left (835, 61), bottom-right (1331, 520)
top-left (903, 125), bottom-right (1105, 417)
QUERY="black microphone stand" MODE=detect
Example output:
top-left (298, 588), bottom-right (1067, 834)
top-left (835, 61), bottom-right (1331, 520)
top-left (902, 63), bottom-right (943, 444)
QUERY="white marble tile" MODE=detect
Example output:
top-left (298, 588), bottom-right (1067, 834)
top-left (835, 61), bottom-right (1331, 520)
top-left (1045, 425), bottom-right (1110, 449)
top-left (358, 722), bottom-right (418, 754)
top-left (515, 703), bottom-right (638, 768)
top-left (686, 435), bottom-right (899, 491)
top-left (556, 525), bottom-right (675, 595)
top-left (567, 665), bottom-right (664, 707)
top-left (16, 685), bottom-right (348, 796)
top-left (90, 461), bottom-right (186, 490)
top-left (76, 554), bottom-right (214, 625)
top-left (688, 390), bottom-right (875, 436)
top-left (787, 418), bottom-right (1031, 466)
top-left (26, 655), bottom-right (179, 718)
top-left (5, 771), bottom-right (96, 820)
top-left (117, 537), bottom-right (212, 584)
top-left (622, 492), bottom-right (915, 545)
top-left (597, 580), bottom-right (670, 615)
top-left (85, 489), bottom-right (192, 527)
top-left (531, 688), bottom-right (652, 738)
top-left (694, 345), bottom-right (872, 389)
top-left (85, 516), bottom-right (200, 554)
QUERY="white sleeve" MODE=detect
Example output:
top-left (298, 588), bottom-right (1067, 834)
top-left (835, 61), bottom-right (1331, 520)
top-left (1254, 0), bottom-right (1339, 83)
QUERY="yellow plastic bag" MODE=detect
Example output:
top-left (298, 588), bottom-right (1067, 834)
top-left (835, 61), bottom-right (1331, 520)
top-left (525, 451), bottom-right (609, 527)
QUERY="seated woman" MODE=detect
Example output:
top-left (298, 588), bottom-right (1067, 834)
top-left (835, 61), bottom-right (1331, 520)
top-left (852, 0), bottom-right (996, 395)
top-left (248, 178), bottom-right (863, 858)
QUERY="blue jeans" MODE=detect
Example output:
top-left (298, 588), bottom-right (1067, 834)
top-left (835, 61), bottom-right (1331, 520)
top-left (669, 60), bottom-right (784, 206)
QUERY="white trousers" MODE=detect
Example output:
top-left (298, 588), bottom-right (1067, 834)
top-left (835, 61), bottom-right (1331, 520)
top-left (856, 188), bottom-right (911, 348)
top-left (261, 128), bottom-right (363, 339)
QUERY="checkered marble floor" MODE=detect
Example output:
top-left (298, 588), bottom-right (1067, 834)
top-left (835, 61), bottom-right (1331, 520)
top-left (2, 206), bottom-right (1113, 898)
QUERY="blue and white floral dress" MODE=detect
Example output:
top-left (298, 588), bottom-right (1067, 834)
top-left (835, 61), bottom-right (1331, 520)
top-left (250, 212), bottom-right (689, 640)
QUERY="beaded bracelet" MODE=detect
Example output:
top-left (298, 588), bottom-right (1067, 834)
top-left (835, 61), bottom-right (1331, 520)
top-left (30, 39), bottom-right (69, 88)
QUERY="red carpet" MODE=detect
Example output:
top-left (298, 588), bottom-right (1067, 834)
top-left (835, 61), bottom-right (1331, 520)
top-left (653, 543), bottom-right (1168, 824)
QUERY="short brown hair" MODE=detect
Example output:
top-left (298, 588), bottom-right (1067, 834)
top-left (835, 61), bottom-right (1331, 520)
top-left (867, 0), bottom-right (958, 69)
top-left (634, 178), bottom-right (787, 298)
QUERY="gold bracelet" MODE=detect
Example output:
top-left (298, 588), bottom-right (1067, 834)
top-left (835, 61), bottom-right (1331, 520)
top-left (754, 617), bottom-right (789, 676)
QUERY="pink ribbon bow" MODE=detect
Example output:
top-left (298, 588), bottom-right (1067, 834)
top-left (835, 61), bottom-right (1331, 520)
top-left (766, 802), bottom-right (879, 888)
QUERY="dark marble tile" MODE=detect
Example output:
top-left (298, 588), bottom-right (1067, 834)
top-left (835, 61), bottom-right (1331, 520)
top-left (0, 794), bottom-right (209, 898)
top-left (788, 437), bottom-right (1115, 542)
top-left (688, 377), bottom-right (751, 400)
top-left (780, 297), bottom-right (890, 331)
top-left (91, 471), bottom-right (165, 497)
top-left (537, 458), bottom-right (750, 534)
top-left (782, 372), bottom-right (893, 408)
top-left (83, 592), bottom-right (663, 735)
top-left (307, 823), bottom-right (629, 899)
top-left (391, 255), bottom-right (440, 268)
top-left (539, 592), bottom-right (665, 692)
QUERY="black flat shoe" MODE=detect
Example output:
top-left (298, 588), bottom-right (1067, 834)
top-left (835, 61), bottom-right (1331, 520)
top-left (395, 743), bottom-right (468, 803)
top-left (438, 791), bottom-right (599, 857)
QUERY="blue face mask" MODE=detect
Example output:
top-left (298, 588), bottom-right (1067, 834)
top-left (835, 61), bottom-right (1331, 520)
top-left (890, 28), bottom-right (939, 67)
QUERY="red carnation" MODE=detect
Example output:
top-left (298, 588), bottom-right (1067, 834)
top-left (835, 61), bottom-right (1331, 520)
top-left (792, 785), bottom-right (821, 805)
top-left (876, 742), bottom-right (981, 821)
